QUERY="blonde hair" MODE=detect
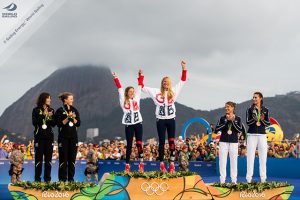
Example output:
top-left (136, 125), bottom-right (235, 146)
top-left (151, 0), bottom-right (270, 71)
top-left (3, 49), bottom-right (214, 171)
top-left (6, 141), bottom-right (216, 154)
top-left (124, 86), bottom-right (134, 107)
top-left (160, 77), bottom-right (174, 100)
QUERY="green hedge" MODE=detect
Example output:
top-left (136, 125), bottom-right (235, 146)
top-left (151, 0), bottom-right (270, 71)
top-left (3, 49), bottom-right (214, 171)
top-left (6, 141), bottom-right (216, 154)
top-left (12, 181), bottom-right (96, 191)
top-left (111, 171), bottom-right (197, 179)
top-left (212, 182), bottom-right (291, 192)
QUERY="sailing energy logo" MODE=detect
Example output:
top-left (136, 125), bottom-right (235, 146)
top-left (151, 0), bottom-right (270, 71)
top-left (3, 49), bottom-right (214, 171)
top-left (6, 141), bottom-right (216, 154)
top-left (2, 3), bottom-right (18, 18)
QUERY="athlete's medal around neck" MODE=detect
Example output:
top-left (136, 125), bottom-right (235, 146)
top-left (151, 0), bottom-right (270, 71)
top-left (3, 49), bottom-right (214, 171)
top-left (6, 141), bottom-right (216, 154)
top-left (42, 108), bottom-right (49, 129)
top-left (226, 114), bottom-right (234, 135)
top-left (227, 123), bottom-right (232, 135)
top-left (69, 121), bottom-right (74, 127)
top-left (42, 124), bottom-right (47, 129)
top-left (63, 106), bottom-right (75, 127)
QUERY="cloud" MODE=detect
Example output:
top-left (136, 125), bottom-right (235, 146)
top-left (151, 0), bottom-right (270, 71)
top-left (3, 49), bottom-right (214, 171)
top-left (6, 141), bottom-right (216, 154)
top-left (1, 0), bottom-right (300, 114)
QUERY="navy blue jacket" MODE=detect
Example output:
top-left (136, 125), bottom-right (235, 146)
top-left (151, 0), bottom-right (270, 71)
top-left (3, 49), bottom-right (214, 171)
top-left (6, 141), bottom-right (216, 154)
top-left (215, 115), bottom-right (243, 143)
top-left (246, 106), bottom-right (270, 134)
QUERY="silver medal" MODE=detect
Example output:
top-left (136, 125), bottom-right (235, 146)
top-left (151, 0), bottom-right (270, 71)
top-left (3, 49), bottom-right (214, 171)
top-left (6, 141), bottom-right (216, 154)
top-left (42, 124), bottom-right (47, 129)
top-left (69, 121), bottom-right (74, 127)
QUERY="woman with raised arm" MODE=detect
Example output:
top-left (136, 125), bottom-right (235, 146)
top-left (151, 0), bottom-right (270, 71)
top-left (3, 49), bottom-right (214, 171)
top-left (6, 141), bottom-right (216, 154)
top-left (141, 60), bottom-right (187, 173)
top-left (32, 92), bottom-right (55, 182)
top-left (215, 101), bottom-right (242, 184)
top-left (54, 92), bottom-right (81, 182)
top-left (112, 71), bottom-right (144, 173)
top-left (246, 92), bottom-right (270, 183)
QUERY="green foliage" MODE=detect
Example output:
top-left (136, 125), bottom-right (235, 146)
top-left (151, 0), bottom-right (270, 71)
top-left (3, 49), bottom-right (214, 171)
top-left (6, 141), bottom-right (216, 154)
top-left (110, 171), bottom-right (197, 180)
top-left (12, 181), bottom-right (96, 191)
top-left (212, 181), bottom-right (291, 193)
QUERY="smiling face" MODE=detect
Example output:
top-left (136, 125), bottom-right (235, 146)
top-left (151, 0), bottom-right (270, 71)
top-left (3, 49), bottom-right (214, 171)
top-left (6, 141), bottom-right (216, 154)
top-left (161, 77), bottom-right (171, 90)
top-left (252, 93), bottom-right (262, 106)
top-left (127, 88), bottom-right (135, 99)
top-left (64, 95), bottom-right (74, 106)
top-left (45, 96), bottom-right (51, 106)
top-left (225, 103), bottom-right (234, 114)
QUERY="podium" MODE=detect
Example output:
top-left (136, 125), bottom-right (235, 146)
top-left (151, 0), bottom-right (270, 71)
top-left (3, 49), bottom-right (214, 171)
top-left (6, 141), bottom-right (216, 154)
top-left (8, 173), bottom-right (294, 200)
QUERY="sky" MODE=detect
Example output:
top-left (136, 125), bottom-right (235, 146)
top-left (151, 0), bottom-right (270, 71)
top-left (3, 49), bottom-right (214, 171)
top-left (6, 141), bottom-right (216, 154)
top-left (1, 0), bottom-right (300, 115)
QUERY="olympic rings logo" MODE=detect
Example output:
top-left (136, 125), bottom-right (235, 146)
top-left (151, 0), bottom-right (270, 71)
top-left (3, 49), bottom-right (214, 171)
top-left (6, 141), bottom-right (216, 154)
top-left (141, 182), bottom-right (169, 196)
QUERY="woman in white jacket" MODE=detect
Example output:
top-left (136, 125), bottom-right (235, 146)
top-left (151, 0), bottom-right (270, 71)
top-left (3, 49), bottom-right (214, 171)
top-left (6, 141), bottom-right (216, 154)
top-left (112, 71), bottom-right (144, 173)
top-left (141, 60), bottom-right (187, 173)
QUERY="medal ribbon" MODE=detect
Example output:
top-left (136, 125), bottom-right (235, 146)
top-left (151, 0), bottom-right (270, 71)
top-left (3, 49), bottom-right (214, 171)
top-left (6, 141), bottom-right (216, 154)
top-left (62, 106), bottom-right (75, 125)
top-left (41, 109), bottom-right (51, 126)
top-left (228, 123), bottom-right (232, 132)
top-left (255, 108), bottom-right (261, 122)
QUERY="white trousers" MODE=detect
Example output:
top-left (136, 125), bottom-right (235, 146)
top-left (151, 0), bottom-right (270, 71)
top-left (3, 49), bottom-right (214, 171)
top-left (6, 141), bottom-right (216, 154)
top-left (219, 142), bottom-right (238, 183)
top-left (246, 134), bottom-right (268, 183)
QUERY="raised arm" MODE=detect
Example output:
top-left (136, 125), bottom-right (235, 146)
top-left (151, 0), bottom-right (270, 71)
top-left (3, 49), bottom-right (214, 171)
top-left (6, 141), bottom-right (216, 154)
top-left (181, 60), bottom-right (187, 81)
top-left (141, 70), bottom-right (160, 100)
top-left (112, 72), bottom-right (125, 107)
top-left (0, 135), bottom-right (7, 145)
top-left (136, 69), bottom-right (144, 100)
top-left (112, 72), bottom-right (122, 89)
top-left (173, 60), bottom-right (188, 100)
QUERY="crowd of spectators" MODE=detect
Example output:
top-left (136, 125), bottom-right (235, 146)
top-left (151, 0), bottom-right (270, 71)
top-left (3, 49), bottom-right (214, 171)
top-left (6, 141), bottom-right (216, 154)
top-left (1, 133), bottom-right (299, 161)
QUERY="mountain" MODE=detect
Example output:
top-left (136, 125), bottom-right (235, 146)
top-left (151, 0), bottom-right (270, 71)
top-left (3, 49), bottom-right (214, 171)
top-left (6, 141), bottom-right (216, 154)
top-left (0, 66), bottom-right (119, 141)
top-left (0, 66), bottom-right (299, 142)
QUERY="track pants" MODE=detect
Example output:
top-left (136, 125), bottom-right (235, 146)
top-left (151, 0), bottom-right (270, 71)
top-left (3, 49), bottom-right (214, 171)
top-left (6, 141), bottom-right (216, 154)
top-left (156, 118), bottom-right (176, 162)
top-left (58, 137), bottom-right (78, 182)
top-left (125, 123), bottom-right (143, 163)
top-left (34, 139), bottom-right (53, 182)
top-left (219, 142), bottom-right (238, 183)
top-left (246, 134), bottom-right (268, 183)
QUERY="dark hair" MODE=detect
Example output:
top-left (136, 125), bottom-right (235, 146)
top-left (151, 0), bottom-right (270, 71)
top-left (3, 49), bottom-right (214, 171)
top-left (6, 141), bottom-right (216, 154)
top-left (58, 92), bottom-right (73, 103)
top-left (253, 91), bottom-right (263, 105)
top-left (225, 101), bottom-right (236, 109)
top-left (36, 92), bottom-right (51, 108)
top-left (225, 101), bottom-right (236, 113)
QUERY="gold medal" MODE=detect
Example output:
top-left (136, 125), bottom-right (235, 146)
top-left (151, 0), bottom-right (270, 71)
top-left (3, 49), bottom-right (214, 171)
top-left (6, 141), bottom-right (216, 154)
top-left (227, 130), bottom-right (232, 135)
top-left (42, 124), bottom-right (47, 129)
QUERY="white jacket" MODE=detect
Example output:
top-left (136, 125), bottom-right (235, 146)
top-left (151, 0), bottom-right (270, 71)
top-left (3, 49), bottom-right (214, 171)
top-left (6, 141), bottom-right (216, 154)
top-left (113, 77), bottom-right (143, 125)
top-left (118, 86), bottom-right (143, 125)
top-left (142, 70), bottom-right (187, 119)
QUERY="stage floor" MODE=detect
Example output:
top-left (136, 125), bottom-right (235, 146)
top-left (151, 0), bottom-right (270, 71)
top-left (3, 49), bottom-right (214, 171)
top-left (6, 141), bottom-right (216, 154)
top-left (1, 176), bottom-right (299, 200)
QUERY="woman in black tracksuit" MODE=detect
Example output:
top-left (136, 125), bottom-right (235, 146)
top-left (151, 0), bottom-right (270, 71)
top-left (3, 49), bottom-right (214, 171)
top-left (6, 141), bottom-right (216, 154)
top-left (32, 92), bottom-right (55, 182)
top-left (54, 92), bottom-right (81, 182)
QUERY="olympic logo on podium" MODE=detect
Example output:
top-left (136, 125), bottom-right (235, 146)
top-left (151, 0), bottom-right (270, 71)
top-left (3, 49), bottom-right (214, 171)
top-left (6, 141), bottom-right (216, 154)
top-left (140, 182), bottom-right (169, 196)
